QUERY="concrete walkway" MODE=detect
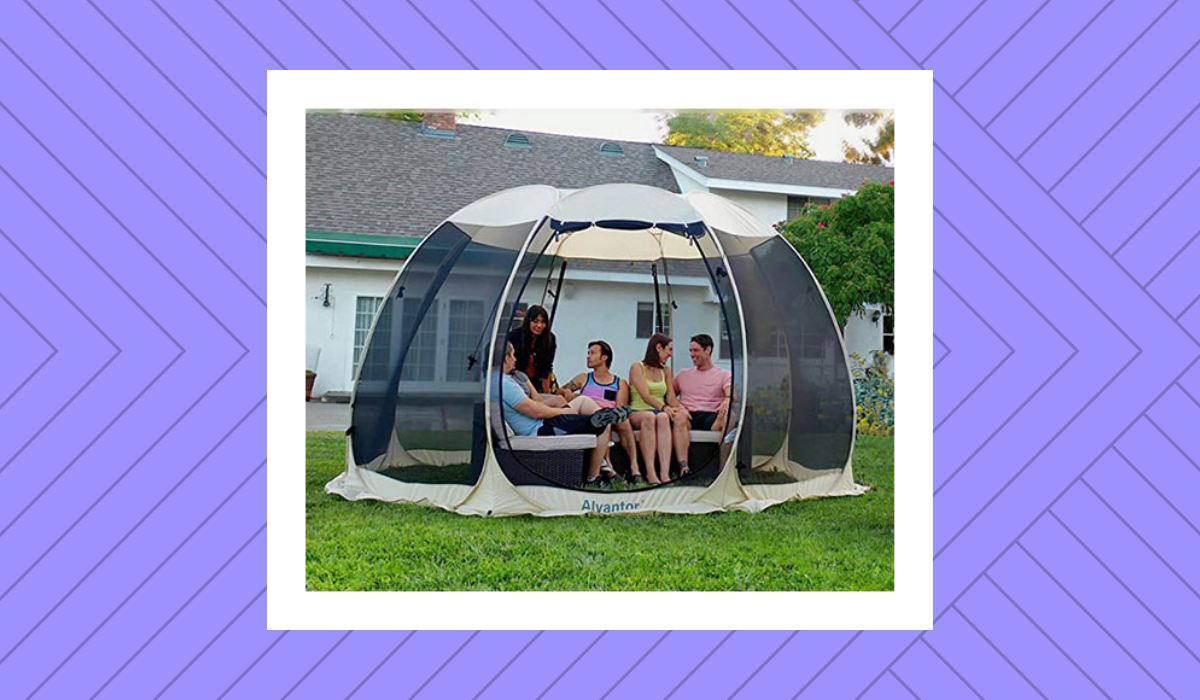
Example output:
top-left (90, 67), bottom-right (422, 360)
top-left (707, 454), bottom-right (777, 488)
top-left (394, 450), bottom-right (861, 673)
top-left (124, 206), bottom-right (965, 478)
top-left (307, 401), bottom-right (350, 432)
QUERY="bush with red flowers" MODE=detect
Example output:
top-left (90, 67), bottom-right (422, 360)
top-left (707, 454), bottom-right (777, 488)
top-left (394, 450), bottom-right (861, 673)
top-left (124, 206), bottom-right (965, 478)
top-left (775, 181), bottom-right (894, 328)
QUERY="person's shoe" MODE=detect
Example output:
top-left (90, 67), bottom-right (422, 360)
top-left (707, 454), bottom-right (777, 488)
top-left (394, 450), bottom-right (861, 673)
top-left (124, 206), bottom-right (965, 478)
top-left (584, 477), bottom-right (607, 489)
top-left (630, 474), bottom-right (647, 485)
top-left (589, 407), bottom-right (622, 429)
top-left (613, 405), bottom-right (634, 423)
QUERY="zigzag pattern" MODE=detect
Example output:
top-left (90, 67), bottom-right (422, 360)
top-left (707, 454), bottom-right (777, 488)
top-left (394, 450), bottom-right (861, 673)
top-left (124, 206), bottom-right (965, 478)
top-left (1, 0), bottom-right (1197, 696)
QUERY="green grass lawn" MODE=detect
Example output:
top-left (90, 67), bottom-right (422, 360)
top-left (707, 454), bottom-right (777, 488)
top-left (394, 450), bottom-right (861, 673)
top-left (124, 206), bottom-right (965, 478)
top-left (307, 432), bottom-right (893, 591)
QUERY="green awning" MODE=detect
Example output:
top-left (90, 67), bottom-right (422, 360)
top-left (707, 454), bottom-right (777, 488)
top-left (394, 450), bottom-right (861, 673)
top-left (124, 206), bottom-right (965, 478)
top-left (306, 230), bottom-right (421, 259)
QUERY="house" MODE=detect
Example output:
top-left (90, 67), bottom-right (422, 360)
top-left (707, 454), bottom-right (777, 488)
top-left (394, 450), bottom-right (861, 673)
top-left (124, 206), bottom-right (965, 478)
top-left (306, 112), bottom-right (894, 398)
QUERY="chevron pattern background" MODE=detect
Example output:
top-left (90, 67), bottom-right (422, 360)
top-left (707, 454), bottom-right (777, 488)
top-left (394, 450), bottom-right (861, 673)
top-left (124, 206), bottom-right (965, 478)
top-left (2, 0), bottom-right (1199, 697)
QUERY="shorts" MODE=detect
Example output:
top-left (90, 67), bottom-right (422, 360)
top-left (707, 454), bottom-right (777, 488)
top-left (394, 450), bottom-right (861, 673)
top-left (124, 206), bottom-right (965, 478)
top-left (689, 411), bottom-right (719, 431)
top-left (538, 414), bottom-right (605, 437)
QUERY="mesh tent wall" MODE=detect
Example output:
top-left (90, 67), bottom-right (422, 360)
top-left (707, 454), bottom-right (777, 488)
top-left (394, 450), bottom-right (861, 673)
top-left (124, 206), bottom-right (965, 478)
top-left (326, 184), bottom-right (866, 516)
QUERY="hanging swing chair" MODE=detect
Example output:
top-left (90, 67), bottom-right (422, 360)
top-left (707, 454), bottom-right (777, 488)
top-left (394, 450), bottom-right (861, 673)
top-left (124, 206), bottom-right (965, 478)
top-left (326, 184), bottom-right (866, 516)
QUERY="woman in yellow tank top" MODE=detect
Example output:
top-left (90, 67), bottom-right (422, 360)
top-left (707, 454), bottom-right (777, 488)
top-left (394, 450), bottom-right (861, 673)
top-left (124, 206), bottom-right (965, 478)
top-left (629, 333), bottom-right (685, 485)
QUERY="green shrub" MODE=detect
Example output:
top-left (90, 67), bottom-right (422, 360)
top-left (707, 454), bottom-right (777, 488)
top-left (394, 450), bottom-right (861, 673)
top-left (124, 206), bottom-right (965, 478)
top-left (851, 352), bottom-right (894, 437)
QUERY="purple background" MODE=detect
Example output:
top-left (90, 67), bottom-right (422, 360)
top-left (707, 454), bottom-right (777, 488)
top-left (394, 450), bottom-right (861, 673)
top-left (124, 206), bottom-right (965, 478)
top-left (2, 0), bottom-right (1199, 697)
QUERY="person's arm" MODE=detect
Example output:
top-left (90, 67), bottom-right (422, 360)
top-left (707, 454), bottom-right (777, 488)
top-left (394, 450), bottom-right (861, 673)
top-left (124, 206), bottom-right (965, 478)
top-left (617, 379), bottom-right (630, 407)
top-left (514, 396), bottom-right (569, 420)
top-left (539, 336), bottom-right (557, 394)
top-left (630, 363), bottom-right (663, 410)
top-left (717, 383), bottom-right (731, 418)
top-left (557, 372), bottom-right (586, 401)
top-left (663, 367), bottom-right (685, 417)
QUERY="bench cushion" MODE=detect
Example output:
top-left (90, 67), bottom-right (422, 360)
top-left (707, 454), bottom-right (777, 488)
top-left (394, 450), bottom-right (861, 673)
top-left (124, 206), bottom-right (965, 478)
top-left (613, 430), bottom-right (722, 444)
top-left (499, 434), bottom-right (602, 452)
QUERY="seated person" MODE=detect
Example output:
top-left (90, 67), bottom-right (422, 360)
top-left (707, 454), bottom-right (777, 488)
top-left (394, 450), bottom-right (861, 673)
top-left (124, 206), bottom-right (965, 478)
top-left (557, 340), bottom-right (646, 484)
top-left (511, 368), bottom-right (568, 408)
top-left (628, 333), bottom-right (686, 485)
top-left (496, 342), bottom-right (629, 487)
top-left (670, 334), bottom-right (732, 476)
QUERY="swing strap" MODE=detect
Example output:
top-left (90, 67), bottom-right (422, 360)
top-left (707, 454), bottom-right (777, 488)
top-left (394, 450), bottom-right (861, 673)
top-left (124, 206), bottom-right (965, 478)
top-left (652, 262), bottom-right (663, 334)
top-left (661, 257), bottom-right (677, 311)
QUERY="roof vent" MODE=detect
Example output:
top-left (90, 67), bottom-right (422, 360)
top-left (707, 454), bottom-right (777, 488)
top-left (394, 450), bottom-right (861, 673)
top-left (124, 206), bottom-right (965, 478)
top-left (504, 132), bottom-right (532, 149)
top-left (783, 154), bottom-right (794, 164)
top-left (599, 142), bottom-right (624, 157)
top-left (694, 155), bottom-right (708, 167)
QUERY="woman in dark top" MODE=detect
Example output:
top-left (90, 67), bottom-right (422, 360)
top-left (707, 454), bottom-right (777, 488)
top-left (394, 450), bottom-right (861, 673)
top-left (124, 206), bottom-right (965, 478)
top-left (507, 305), bottom-right (557, 394)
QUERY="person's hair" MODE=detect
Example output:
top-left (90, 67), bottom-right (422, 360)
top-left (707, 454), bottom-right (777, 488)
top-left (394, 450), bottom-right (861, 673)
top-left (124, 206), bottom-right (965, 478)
top-left (642, 333), bottom-right (672, 369)
top-left (690, 334), bottom-right (714, 352)
top-left (521, 305), bottom-right (554, 356)
top-left (589, 340), bottom-right (613, 369)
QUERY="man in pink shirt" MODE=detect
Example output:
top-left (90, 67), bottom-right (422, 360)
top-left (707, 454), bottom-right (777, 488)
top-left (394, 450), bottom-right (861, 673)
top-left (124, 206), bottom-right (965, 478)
top-left (670, 334), bottom-right (731, 475)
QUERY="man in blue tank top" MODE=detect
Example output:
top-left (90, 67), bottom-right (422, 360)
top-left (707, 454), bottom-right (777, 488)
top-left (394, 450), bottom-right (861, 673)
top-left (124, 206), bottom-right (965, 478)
top-left (557, 341), bottom-right (647, 485)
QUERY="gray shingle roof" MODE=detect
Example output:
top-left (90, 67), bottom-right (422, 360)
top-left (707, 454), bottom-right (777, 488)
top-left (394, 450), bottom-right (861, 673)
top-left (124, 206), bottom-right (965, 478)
top-left (656, 145), bottom-right (894, 190)
top-left (306, 113), bottom-right (679, 238)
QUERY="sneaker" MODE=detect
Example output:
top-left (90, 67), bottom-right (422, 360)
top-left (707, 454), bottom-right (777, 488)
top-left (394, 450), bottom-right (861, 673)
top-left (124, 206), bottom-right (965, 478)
top-left (630, 474), bottom-right (647, 485)
top-left (613, 405), bottom-right (634, 423)
top-left (589, 407), bottom-right (623, 429)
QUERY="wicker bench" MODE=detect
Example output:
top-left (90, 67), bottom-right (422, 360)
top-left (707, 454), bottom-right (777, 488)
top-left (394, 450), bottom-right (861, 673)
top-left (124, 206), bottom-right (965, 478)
top-left (472, 403), bottom-right (604, 487)
top-left (608, 430), bottom-right (723, 480)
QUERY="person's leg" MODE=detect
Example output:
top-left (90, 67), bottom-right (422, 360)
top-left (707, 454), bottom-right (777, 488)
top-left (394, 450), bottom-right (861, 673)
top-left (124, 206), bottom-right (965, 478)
top-left (566, 395), bottom-right (600, 415)
top-left (655, 412), bottom-right (672, 483)
top-left (629, 412), bottom-right (660, 484)
top-left (671, 410), bottom-right (691, 475)
top-left (585, 426), bottom-right (611, 481)
top-left (615, 421), bottom-right (641, 478)
top-left (713, 404), bottom-right (728, 432)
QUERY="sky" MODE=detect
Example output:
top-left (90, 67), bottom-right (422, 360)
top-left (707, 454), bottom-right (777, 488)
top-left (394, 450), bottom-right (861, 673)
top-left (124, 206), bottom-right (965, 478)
top-left (462, 109), bottom-right (887, 164)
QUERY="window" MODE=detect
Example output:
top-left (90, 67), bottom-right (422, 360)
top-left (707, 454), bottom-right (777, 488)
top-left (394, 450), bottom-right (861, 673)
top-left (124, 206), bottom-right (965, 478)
top-left (769, 327), bottom-right (788, 358)
top-left (447, 299), bottom-right (485, 383)
top-left (786, 195), bottom-right (834, 221)
top-left (883, 312), bottom-right (894, 356)
top-left (801, 328), bottom-right (824, 359)
top-left (399, 298), bottom-right (438, 382)
top-left (353, 297), bottom-right (383, 375)
top-left (599, 142), bottom-right (624, 157)
top-left (636, 302), bottom-right (670, 338)
top-left (504, 132), bottom-right (532, 148)
top-left (719, 320), bottom-right (730, 360)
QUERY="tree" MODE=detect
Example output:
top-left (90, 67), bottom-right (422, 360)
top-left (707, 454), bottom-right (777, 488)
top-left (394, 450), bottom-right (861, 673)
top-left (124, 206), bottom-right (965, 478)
top-left (664, 110), bottom-right (824, 157)
top-left (842, 110), bottom-right (894, 165)
top-left (775, 181), bottom-right (894, 328)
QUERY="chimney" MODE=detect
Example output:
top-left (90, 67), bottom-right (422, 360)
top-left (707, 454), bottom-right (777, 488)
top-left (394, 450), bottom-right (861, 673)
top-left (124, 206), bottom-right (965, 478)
top-left (694, 155), bottom-right (708, 168)
top-left (422, 111), bottom-right (456, 137)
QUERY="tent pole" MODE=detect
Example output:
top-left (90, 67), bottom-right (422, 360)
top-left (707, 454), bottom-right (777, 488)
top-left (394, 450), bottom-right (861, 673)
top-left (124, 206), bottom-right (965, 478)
top-left (548, 258), bottom-right (568, 322)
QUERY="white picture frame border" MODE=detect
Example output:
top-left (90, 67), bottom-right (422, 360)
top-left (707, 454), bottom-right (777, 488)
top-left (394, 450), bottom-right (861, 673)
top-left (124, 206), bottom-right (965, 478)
top-left (268, 70), bottom-right (933, 631)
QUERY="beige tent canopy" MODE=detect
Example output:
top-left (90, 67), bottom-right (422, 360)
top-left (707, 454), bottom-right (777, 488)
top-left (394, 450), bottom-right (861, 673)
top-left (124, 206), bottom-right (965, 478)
top-left (326, 184), bottom-right (865, 516)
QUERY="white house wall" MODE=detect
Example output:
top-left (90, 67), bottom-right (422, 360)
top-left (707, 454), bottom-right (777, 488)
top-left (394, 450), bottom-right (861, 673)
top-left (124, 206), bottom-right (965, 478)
top-left (306, 257), bottom-right (727, 397)
top-left (549, 275), bottom-right (727, 384)
top-left (306, 261), bottom-right (403, 397)
top-left (709, 188), bottom-right (789, 228)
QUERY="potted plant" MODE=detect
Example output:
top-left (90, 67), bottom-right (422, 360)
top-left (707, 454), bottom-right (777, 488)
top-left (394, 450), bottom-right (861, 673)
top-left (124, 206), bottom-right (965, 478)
top-left (305, 369), bottom-right (317, 402)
